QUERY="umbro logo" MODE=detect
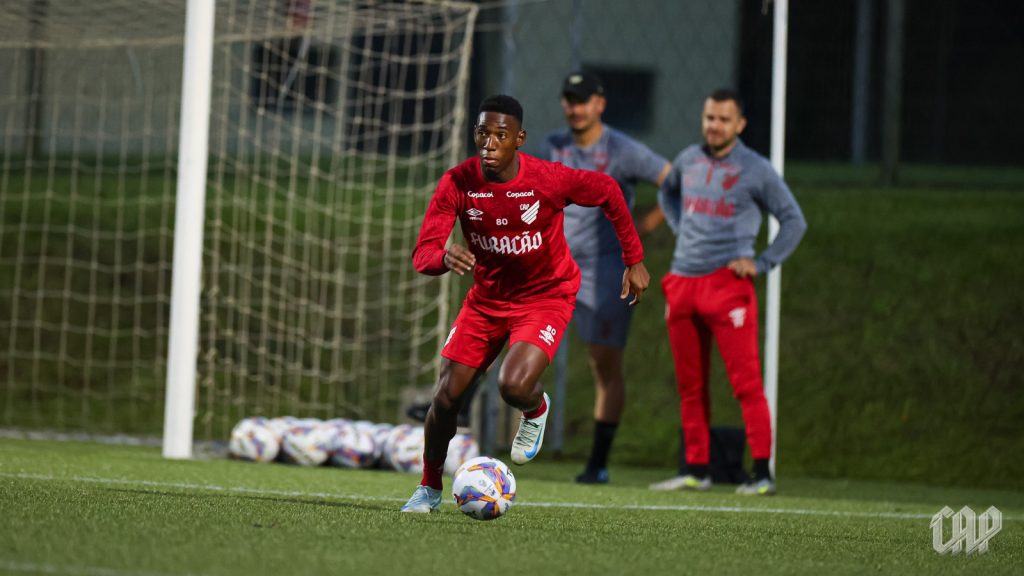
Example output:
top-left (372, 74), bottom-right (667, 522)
top-left (539, 324), bottom-right (556, 346)
top-left (466, 207), bottom-right (483, 221)
top-left (521, 200), bottom-right (540, 225)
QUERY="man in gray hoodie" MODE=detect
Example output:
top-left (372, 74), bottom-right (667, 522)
top-left (652, 89), bottom-right (806, 496)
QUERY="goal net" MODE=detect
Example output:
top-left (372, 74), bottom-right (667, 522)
top-left (0, 0), bottom-right (478, 440)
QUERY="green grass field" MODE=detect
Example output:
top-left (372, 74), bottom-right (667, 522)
top-left (2, 438), bottom-right (1021, 575)
top-left (2, 161), bottom-right (1022, 492)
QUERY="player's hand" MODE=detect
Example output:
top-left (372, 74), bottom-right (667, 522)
top-left (621, 262), bottom-right (650, 306)
top-left (727, 257), bottom-right (757, 278)
top-left (443, 244), bottom-right (475, 276)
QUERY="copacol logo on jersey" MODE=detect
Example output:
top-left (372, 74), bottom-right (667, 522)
top-left (931, 506), bottom-right (1002, 555)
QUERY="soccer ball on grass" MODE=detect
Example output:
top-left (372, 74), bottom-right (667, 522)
top-left (444, 433), bottom-right (480, 476)
top-left (228, 416), bottom-right (280, 462)
top-left (451, 456), bottom-right (516, 520)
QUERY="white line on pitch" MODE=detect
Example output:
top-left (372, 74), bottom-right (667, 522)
top-left (0, 559), bottom-right (212, 576)
top-left (3, 471), bottom-right (1018, 521)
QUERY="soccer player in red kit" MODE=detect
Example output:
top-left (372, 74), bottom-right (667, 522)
top-left (401, 95), bottom-right (650, 513)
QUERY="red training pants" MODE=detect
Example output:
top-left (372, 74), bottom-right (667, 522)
top-left (661, 268), bottom-right (772, 465)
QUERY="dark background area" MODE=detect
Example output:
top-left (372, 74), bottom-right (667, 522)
top-left (738, 0), bottom-right (1024, 165)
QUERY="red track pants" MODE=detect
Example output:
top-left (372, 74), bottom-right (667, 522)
top-left (661, 269), bottom-right (772, 465)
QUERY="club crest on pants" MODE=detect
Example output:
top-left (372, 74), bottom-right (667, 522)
top-left (728, 307), bottom-right (746, 328)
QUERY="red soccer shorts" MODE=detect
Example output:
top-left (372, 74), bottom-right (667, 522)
top-left (441, 289), bottom-right (575, 368)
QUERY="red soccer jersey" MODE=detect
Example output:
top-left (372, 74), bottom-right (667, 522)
top-left (413, 153), bottom-right (643, 302)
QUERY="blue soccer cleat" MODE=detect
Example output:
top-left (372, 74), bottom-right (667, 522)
top-left (400, 485), bottom-right (443, 513)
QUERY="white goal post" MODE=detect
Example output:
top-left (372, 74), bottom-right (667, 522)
top-left (163, 0), bottom-right (215, 459)
top-left (765, 0), bottom-right (789, 478)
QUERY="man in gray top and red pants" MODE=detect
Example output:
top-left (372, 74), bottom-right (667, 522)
top-left (652, 89), bottom-right (806, 496)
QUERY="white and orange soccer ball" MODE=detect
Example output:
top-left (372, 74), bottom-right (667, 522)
top-left (386, 425), bottom-right (425, 474)
top-left (280, 420), bottom-right (332, 466)
top-left (444, 433), bottom-right (480, 476)
top-left (451, 456), bottom-right (516, 521)
top-left (228, 416), bottom-right (280, 462)
top-left (327, 420), bottom-right (378, 469)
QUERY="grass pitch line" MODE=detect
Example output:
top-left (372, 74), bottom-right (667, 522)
top-left (10, 471), bottom-right (1016, 521)
top-left (0, 559), bottom-right (212, 576)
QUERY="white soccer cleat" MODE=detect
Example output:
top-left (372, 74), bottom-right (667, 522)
top-left (400, 485), bottom-right (443, 513)
top-left (510, 392), bottom-right (550, 465)
top-left (735, 478), bottom-right (776, 496)
top-left (648, 474), bottom-right (712, 492)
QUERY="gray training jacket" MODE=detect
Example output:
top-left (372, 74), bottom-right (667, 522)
top-left (658, 139), bottom-right (807, 276)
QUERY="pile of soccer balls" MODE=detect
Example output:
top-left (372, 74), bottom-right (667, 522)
top-left (229, 416), bottom-right (516, 520)
top-left (228, 416), bottom-right (480, 475)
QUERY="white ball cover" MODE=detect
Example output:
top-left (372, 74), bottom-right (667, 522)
top-left (369, 423), bottom-right (393, 464)
top-left (386, 425), bottom-right (425, 474)
top-left (444, 433), bottom-right (480, 476)
top-left (328, 420), bottom-right (378, 468)
top-left (352, 420), bottom-right (386, 465)
top-left (266, 416), bottom-right (299, 440)
top-left (280, 421), bottom-right (332, 466)
top-left (378, 423), bottom-right (411, 470)
top-left (228, 416), bottom-right (280, 463)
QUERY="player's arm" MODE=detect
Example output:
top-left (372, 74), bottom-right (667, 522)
top-left (636, 162), bottom-right (672, 235)
top-left (412, 174), bottom-right (474, 276)
top-left (751, 166), bottom-right (807, 274)
top-left (565, 168), bottom-right (649, 303)
top-left (657, 161), bottom-right (683, 235)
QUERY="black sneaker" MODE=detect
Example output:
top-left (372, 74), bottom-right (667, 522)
top-left (405, 402), bottom-right (430, 422)
top-left (405, 401), bottom-right (470, 428)
top-left (575, 467), bottom-right (609, 484)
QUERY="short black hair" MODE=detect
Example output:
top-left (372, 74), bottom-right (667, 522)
top-left (478, 94), bottom-right (524, 125)
top-left (708, 88), bottom-right (745, 116)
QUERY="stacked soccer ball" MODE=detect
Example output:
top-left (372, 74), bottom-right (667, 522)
top-left (227, 416), bottom-right (479, 474)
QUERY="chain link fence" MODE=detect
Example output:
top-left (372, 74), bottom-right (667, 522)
top-left (471, 0), bottom-right (741, 163)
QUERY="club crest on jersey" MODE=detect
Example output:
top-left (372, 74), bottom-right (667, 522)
top-left (466, 207), bottom-right (484, 221)
top-left (520, 200), bottom-right (540, 224)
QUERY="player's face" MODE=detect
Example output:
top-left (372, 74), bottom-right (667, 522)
top-left (474, 111), bottom-right (525, 182)
top-left (561, 94), bottom-right (605, 133)
top-left (702, 98), bottom-right (747, 157)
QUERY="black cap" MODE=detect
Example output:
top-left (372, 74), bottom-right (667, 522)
top-left (562, 71), bottom-right (604, 100)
